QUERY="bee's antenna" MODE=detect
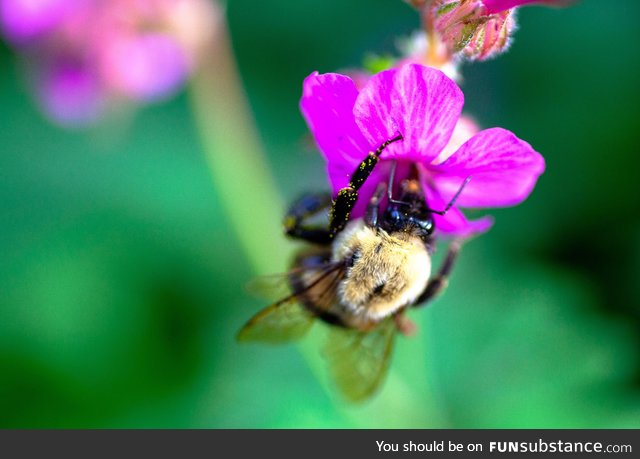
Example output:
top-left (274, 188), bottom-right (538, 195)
top-left (428, 175), bottom-right (472, 216)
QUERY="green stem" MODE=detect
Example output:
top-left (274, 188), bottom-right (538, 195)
top-left (188, 9), bottom-right (288, 276)
top-left (187, 5), bottom-right (340, 417)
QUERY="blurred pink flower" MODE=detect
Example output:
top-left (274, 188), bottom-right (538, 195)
top-left (300, 64), bottom-right (545, 236)
top-left (0, 0), bottom-right (218, 127)
top-left (99, 32), bottom-right (189, 101)
top-left (0, 0), bottom-right (77, 43)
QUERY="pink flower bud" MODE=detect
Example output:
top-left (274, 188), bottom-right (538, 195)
top-left (428, 0), bottom-right (514, 61)
top-left (428, 0), bottom-right (574, 61)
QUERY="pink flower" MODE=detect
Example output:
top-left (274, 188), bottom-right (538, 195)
top-left (300, 63), bottom-right (545, 237)
top-left (0, 0), bottom-right (218, 127)
top-left (428, 0), bottom-right (573, 60)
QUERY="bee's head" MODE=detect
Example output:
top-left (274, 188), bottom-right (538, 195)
top-left (332, 220), bottom-right (431, 320)
top-left (382, 204), bottom-right (434, 240)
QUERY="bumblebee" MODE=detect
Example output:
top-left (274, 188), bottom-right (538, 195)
top-left (237, 133), bottom-right (467, 401)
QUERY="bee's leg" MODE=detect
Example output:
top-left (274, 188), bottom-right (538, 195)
top-left (284, 192), bottom-right (333, 245)
top-left (364, 182), bottom-right (387, 228)
top-left (329, 133), bottom-right (403, 237)
top-left (413, 241), bottom-right (461, 307)
top-left (394, 313), bottom-right (417, 336)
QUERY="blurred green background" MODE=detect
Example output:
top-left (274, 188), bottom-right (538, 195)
top-left (1, 0), bottom-right (639, 428)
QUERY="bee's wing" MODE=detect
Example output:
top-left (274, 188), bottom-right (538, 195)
top-left (245, 272), bottom-right (293, 302)
top-left (323, 318), bottom-right (396, 402)
top-left (238, 260), bottom-right (344, 344)
top-left (236, 297), bottom-right (315, 344)
top-left (245, 248), bottom-right (334, 302)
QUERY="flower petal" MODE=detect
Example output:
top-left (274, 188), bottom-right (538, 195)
top-left (423, 179), bottom-right (494, 237)
top-left (299, 72), bottom-right (373, 193)
top-left (431, 114), bottom-right (479, 165)
top-left (353, 63), bottom-right (463, 164)
top-left (431, 127), bottom-right (545, 208)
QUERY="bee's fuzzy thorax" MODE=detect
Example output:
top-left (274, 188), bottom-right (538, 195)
top-left (332, 219), bottom-right (431, 324)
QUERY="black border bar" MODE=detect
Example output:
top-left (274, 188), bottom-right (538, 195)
top-left (0, 429), bottom-right (637, 458)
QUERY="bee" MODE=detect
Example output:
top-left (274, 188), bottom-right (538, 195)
top-left (237, 133), bottom-right (468, 402)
